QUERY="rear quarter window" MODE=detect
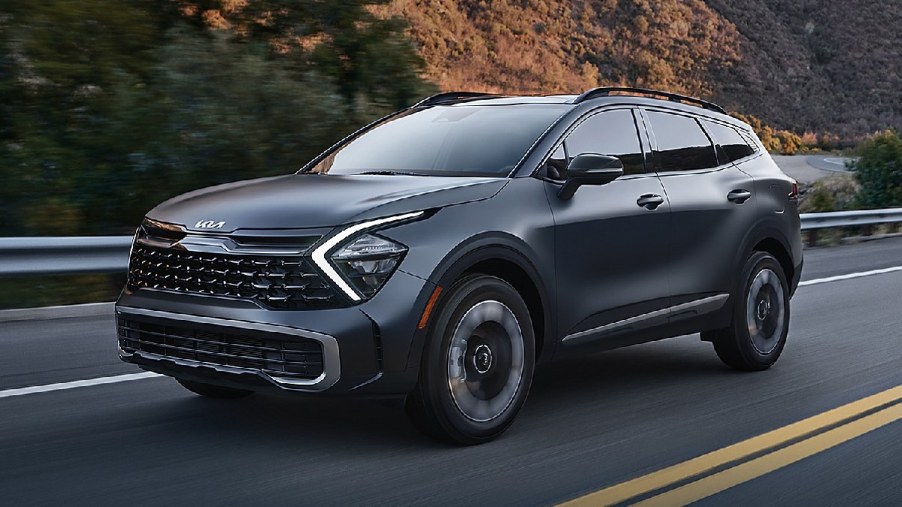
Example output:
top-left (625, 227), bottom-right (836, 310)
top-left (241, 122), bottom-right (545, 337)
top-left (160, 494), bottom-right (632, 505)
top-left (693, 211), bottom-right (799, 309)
top-left (704, 120), bottom-right (757, 163)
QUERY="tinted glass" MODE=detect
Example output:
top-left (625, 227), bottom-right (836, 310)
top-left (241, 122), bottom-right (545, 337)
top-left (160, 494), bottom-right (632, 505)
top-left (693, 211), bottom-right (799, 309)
top-left (738, 129), bottom-right (761, 153)
top-left (705, 120), bottom-right (756, 163)
top-left (543, 144), bottom-right (568, 180)
top-left (308, 104), bottom-right (568, 176)
top-left (563, 109), bottom-right (645, 175)
top-left (647, 111), bottom-right (717, 171)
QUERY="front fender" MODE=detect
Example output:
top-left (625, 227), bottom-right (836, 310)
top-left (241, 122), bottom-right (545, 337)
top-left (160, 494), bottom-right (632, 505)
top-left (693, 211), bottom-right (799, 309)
top-left (378, 178), bottom-right (558, 373)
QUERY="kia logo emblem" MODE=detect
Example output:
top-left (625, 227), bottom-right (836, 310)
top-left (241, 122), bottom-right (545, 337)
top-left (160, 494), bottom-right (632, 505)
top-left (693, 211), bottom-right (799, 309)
top-left (194, 220), bottom-right (226, 229)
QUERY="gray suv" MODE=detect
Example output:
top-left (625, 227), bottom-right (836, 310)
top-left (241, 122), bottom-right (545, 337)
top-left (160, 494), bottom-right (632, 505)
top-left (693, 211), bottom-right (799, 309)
top-left (116, 87), bottom-right (803, 444)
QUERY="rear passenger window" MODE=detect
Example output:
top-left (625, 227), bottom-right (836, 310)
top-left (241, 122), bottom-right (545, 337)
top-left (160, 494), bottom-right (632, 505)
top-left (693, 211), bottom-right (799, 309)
top-left (564, 109), bottom-right (645, 176)
top-left (647, 111), bottom-right (717, 171)
top-left (704, 121), bottom-right (756, 163)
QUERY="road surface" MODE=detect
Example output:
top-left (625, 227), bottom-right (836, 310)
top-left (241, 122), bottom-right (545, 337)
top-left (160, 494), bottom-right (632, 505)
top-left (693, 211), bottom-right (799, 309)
top-left (771, 155), bottom-right (853, 185)
top-left (2, 238), bottom-right (901, 506)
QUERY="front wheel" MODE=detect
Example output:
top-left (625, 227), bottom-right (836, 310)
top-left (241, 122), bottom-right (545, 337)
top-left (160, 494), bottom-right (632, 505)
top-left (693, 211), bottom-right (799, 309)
top-left (406, 274), bottom-right (535, 445)
top-left (705, 251), bottom-right (790, 371)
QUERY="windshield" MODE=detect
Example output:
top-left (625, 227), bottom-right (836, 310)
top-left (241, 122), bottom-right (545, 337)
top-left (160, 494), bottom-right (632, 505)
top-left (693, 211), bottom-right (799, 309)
top-left (306, 104), bottom-right (569, 176)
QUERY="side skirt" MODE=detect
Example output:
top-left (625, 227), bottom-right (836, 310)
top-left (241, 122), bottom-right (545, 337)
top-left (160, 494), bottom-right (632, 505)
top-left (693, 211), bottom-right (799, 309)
top-left (561, 294), bottom-right (729, 347)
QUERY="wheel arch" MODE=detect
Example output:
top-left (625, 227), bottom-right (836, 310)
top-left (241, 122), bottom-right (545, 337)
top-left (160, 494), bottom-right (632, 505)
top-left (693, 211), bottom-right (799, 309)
top-left (752, 237), bottom-right (794, 289)
top-left (405, 233), bottom-right (555, 373)
top-left (736, 219), bottom-right (797, 295)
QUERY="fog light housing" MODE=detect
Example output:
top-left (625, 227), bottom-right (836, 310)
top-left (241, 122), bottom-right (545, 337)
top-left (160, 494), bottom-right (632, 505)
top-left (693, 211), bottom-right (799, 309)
top-left (331, 234), bottom-right (407, 298)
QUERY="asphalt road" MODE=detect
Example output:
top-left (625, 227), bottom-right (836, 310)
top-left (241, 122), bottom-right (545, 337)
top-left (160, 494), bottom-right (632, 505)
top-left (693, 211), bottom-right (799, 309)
top-left (2, 238), bottom-right (901, 506)
top-left (805, 155), bottom-right (853, 173)
top-left (770, 155), bottom-right (852, 184)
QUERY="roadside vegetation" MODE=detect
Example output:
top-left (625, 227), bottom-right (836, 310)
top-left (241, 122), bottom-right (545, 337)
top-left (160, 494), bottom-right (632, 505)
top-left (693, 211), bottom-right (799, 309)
top-left (849, 130), bottom-right (902, 209)
top-left (797, 130), bottom-right (902, 247)
top-left (800, 130), bottom-right (902, 213)
top-left (0, 0), bottom-right (433, 238)
top-left (386, 0), bottom-right (902, 145)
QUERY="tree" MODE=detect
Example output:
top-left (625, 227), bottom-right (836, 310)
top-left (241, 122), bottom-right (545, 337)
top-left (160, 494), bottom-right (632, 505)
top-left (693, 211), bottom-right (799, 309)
top-left (0, 1), bottom-right (435, 236)
top-left (850, 130), bottom-right (902, 209)
top-left (0, 0), bottom-right (162, 234)
top-left (173, 0), bottom-right (435, 111)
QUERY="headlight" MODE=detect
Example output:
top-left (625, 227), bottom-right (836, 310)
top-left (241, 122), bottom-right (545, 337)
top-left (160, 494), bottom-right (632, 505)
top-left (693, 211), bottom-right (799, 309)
top-left (331, 234), bottom-right (406, 298)
top-left (311, 211), bottom-right (424, 302)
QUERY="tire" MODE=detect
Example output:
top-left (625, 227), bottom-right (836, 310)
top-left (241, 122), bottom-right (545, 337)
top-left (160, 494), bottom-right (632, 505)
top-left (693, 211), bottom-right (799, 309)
top-left (176, 378), bottom-right (254, 399)
top-left (405, 274), bottom-right (535, 445)
top-left (707, 251), bottom-right (790, 371)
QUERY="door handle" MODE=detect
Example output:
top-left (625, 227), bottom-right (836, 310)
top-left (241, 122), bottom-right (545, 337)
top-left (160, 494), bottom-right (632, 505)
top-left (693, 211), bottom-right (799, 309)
top-left (637, 193), bottom-right (664, 210)
top-left (727, 189), bottom-right (752, 204)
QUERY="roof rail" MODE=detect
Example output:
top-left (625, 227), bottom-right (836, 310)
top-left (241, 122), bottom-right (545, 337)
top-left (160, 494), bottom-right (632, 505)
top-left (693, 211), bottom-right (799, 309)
top-left (572, 86), bottom-right (726, 114)
top-left (413, 92), bottom-right (499, 107)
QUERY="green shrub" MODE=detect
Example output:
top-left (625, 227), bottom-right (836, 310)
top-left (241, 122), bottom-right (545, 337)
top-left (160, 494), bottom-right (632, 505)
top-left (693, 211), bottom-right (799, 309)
top-left (800, 185), bottom-right (835, 212)
top-left (850, 130), bottom-right (902, 208)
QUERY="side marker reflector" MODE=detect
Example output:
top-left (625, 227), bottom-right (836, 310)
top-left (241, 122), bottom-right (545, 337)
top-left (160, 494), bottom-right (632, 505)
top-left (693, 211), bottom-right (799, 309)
top-left (417, 286), bottom-right (443, 329)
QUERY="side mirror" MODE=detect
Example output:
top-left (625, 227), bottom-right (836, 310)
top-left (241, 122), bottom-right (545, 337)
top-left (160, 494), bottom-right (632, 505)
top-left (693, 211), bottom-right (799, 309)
top-left (558, 154), bottom-right (624, 200)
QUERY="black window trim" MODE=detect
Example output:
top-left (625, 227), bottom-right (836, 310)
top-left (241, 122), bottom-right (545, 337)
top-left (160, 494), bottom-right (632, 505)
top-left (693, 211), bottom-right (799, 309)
top-left (531, 105), bottom-right (656, 183)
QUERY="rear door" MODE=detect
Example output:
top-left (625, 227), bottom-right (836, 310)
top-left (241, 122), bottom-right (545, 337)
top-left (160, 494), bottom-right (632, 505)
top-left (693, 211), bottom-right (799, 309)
top-left (545, 108), bottom-right (673, 346)
top-left (643, 109), bottom-right (759, 320)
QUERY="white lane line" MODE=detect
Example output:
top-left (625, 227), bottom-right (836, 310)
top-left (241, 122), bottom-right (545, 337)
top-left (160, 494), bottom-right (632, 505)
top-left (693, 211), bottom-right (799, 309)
top-left (799, 266), bottom-right (902, 287)
top-left (0, 372), bottom-right (163, 399)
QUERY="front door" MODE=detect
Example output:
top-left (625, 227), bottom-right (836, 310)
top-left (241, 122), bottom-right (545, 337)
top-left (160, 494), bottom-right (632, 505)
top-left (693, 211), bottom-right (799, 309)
top-left (545, 108), bottom-right (672, 346)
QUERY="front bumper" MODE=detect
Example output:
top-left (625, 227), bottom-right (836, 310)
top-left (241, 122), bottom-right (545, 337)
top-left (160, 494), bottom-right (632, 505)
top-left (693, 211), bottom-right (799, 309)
top-left (115, 268), bottom-right (434, 395)
top-left (117, 306), bottom-right (342, 391)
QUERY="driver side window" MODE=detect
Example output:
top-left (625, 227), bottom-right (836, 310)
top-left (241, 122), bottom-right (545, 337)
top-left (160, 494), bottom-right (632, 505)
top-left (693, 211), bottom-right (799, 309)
top-left (547, 109), bottom-right (645, 180)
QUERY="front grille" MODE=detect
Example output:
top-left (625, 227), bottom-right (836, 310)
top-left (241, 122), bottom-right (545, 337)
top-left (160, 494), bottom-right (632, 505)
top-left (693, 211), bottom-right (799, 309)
top-left (117, 316), bottom-right (324, 380)
top-left (127, 244), bottom-right (340, 309)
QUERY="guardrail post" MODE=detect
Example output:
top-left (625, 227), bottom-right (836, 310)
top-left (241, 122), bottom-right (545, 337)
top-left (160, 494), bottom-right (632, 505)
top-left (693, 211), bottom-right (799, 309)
top-left (806, 229), bottom-right (818, 247)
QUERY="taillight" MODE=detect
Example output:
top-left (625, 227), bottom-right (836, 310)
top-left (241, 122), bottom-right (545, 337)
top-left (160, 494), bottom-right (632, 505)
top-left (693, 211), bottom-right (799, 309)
top-left (788, 179), bottom-right (799, 201)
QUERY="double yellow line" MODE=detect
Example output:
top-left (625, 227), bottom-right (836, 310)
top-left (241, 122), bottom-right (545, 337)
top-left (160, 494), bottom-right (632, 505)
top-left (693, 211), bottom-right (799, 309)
top-left (560, 385), bottom-right (902, 506)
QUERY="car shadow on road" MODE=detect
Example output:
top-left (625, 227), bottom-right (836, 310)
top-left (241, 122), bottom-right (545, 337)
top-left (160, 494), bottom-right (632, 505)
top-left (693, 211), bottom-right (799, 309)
top-left (139, 335), bottom-right (736, 450)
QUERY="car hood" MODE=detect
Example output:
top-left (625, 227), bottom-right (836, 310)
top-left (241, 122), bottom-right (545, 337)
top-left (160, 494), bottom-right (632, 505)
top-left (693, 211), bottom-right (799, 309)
top-left (146, 174), bottom-right (507, 232)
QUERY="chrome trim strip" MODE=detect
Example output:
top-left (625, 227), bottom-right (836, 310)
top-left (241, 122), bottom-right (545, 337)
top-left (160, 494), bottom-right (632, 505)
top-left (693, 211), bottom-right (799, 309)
top-left (562, 293), bottom-right (729, 344)
top-left (136, 235), bottom-right (317, 256)
top-left (115, 306), bottom-right (340, 391)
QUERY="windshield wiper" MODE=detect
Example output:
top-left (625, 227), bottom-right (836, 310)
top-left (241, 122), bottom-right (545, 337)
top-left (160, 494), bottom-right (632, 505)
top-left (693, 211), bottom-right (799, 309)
top-left (356, 170), bottom-right (425, 176)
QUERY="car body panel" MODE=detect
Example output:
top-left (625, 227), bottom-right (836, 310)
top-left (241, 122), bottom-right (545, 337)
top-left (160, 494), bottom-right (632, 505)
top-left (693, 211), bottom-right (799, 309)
top-left (544, 175), bottom-right (673, 342)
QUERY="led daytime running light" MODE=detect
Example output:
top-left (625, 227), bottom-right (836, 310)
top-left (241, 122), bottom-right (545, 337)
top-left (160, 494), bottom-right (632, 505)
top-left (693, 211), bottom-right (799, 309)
top-left (312, 211), bottom-right (424, 301)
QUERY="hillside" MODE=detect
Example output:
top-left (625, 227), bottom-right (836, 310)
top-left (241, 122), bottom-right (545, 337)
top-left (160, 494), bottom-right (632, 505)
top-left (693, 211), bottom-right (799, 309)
top-left (385, 0), bottom-right (902, 141)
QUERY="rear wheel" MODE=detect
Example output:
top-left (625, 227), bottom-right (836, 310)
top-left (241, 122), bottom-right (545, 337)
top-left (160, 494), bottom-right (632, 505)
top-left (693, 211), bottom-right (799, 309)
top-left (176, 378), bottom-right (254, 399)
top-left (406, 274), bottom-right (535, 445)
top-left (706, 251), bottom-right (790, 371)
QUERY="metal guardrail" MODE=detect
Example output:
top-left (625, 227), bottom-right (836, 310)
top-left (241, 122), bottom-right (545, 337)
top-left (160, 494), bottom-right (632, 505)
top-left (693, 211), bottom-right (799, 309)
top-left (0, 236), bottom-right (132, 277)
top-left (800, 208), bottom-right (902, 246)
top-left (0, 208), bottom-right (900, 277)
top-left (800, 208), bottom-right (902, 230)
